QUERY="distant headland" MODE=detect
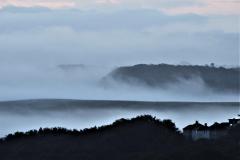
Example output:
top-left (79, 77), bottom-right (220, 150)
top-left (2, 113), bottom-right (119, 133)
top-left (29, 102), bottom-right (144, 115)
top-left (103, 64), bottom-right (240, 93)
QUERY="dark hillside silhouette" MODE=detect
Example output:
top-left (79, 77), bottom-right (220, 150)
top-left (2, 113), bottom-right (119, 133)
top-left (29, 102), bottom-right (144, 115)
top-left (104, 64), bottom-right (240, 93)
top-left (0, 115), bottom-right (239, 160)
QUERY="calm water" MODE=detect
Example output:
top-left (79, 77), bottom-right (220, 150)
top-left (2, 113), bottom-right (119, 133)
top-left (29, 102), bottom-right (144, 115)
top-left (0, 99), bottom-right (239, 137)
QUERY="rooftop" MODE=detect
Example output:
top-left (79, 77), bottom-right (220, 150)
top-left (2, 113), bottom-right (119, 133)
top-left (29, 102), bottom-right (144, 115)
top-left (183, 121), bottom-right (208, 131)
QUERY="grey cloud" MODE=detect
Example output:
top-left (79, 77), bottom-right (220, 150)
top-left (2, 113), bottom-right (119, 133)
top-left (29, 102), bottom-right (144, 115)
top-left (0, 26), bottom-right (238, 66)
top-left (0, 7), bottom-right (207, 33)
top-left (0, 6), bottom-right (51, 13)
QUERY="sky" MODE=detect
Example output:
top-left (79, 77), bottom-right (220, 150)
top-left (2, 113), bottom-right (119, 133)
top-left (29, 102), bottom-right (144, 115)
top-left (0, 0), bottom-right (239, 66)
top-left (0, 0), bottom-right (239, 15)
top-left (0, 0), bottom-right (239, 101)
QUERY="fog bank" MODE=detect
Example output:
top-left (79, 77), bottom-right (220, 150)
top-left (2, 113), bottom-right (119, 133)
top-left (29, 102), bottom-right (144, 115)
top-left (0, 100), bottom-right (239, 137)
top-left (0, 64), bottom-right (239, 102)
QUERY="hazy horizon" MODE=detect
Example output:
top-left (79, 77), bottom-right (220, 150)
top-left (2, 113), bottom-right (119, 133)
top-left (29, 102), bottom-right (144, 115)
top-left (0, 99), bottom-right (239, 137)
top-left (0, 0), bottom-right (239, 144)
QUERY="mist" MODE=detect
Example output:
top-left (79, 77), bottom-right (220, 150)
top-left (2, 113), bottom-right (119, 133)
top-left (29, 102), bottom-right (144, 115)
top-left (0, 100), bottom-right (238, 137)
top-left (0, 63), bottom-right (239, 101)
top-left (0, 7), bottom-right (239, 101)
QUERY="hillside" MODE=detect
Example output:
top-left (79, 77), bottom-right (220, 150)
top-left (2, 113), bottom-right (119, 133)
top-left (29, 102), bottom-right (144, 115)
top-left (104, 64), bottom-right (240, 93)
top-left (0, 115), bottom-right (239, 160)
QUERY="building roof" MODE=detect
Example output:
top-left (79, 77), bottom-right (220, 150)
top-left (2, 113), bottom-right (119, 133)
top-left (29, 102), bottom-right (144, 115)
top-left (209, 122), bottom-right (230, 130)
top-left (229, 118), bottom-right (240, 124)
top-left (184, 121), bottom-right (231, 131)
top-left (183, 121), bottom-right (208, 131)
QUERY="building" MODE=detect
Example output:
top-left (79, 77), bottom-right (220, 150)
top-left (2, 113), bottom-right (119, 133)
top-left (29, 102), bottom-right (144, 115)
top-left (228, 118), bottom-right (240, 126)
top-left (209, 122), bottom-right (230, 140)
top-left (183, 121), bottom-right (209, 141)
top-left (183, 116), bottom-right (240, 141)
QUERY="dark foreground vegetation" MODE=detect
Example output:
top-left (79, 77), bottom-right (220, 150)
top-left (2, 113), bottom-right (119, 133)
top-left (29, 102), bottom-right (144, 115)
top-left (0, 115), bottom-right (239, 160)
top-left (105, 64), bottom-right (240, 93)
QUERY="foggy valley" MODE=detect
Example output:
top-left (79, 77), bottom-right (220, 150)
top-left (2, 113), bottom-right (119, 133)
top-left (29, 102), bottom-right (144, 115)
top-left (0, 63), bottom-right (239, 137)
top-left (0, 63), bottom-right (239, 102)
top-left (0, 2), bottom-right (239, 159)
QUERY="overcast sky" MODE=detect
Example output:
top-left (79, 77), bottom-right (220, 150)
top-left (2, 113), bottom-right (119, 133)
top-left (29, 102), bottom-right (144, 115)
top-left (0, 0), bottom-right (240, 15)
top-left (0, 0), bottom-right (239, 101)
top-left (0, 0), bottom-right (239, 67)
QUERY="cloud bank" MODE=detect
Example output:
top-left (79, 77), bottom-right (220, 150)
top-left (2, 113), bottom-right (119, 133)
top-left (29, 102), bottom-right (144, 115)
top-left (0, 7), bottom-right (238, 66)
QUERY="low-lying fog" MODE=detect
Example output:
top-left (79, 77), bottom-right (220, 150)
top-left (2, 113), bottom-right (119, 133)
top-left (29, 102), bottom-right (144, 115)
top-left (0, 8), bottom-right (239, 102)
top-left (0, 64), bottom-right (239, 102)
top-left (0, 62), bottom-right (238, 138)
top-left (0, 7), bottom-right (239, 139)
top-left (0, 100), bottom-right (239, 137)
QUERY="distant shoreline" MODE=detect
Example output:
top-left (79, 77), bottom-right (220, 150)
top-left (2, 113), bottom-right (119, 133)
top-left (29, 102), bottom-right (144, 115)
top-left (0, 98), bottom-right (239, 104)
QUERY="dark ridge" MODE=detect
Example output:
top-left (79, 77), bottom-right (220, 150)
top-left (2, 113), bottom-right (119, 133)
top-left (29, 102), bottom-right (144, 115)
top-left (104, 64), bottom-right (240, 93)
top-left (0, 115), bottom-right (239, 160)
top-left (0, 99), bottom-right (238, 115)
top-left (1, 99), bottom-right (238, 107)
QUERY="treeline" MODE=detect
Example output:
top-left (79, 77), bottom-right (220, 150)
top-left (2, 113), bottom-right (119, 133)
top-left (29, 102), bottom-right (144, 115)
top-left (1, 115), bottom-right (179, 141)
top-left (0, 115), bottom-right (239, 160)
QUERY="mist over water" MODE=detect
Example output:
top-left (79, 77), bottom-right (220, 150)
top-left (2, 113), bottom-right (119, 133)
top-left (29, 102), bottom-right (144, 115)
top-left (0, 100), bottom-right (238, 137)
top-left (0, 64), bottom-right (239, 102)
top-left (0, 7), bottom-right (239, 102)
top-left (0, 6), bottom-right (239, 140)
top-left (0, 63), bottom-right (239, 138)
